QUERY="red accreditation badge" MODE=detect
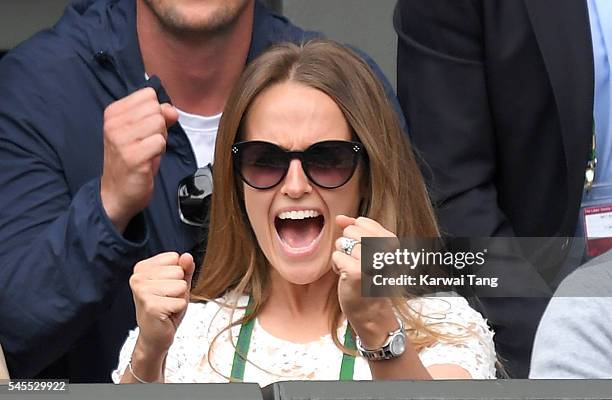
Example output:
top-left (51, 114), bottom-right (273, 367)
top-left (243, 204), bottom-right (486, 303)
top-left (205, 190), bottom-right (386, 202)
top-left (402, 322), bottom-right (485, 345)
top-left (583, 204), bottom-right (612, 257)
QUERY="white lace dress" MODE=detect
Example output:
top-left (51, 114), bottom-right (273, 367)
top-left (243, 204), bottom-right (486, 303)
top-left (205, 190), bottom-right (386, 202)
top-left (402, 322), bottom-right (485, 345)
top-left (112, 294), bottom-right (496, 385)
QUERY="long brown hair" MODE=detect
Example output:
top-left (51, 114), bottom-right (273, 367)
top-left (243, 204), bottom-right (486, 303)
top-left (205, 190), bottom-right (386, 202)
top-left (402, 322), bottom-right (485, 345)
top-left (192, 40), bottom-right (461, 368)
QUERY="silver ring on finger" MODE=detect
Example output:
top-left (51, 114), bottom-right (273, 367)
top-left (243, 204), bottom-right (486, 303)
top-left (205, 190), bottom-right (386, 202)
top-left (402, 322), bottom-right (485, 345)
top-left (339, 237), bottom-right (360, 256)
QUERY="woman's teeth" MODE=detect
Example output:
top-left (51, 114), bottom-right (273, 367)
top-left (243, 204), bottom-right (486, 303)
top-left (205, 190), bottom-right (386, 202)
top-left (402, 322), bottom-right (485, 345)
top-left (277, 210), bottom-right (321, 220)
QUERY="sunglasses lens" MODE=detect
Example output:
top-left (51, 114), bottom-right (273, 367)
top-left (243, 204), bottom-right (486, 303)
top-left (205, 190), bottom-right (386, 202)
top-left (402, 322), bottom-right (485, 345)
top-left (305, 142), bottom-right (359, 188)
top-left (237, 142), bottom-right (287, 189)
top-left (178, 167), bottom-right (213, 226)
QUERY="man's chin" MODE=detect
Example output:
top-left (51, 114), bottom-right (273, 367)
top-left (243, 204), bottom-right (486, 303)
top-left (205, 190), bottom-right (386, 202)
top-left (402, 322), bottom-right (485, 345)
top-left (145, 0), bottom-right (251, 36)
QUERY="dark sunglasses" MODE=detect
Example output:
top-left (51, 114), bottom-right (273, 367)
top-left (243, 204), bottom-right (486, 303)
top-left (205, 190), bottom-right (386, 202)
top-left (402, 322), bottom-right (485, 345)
top-left (232, 140), bottom-right (364, 190)
top-left (178, 164), bottom-right (213, 227)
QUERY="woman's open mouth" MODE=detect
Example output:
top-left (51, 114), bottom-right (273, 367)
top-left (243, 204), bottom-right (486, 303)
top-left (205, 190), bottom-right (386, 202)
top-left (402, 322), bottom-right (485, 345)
top-left (274, 209), bottom-right (325, 256)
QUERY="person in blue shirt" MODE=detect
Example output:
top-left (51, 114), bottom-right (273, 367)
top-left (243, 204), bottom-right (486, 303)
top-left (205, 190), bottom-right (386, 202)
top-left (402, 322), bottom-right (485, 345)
top-left (0, 0), bottom-right (401, 382)
top-left (588, 0), bottom-right (612, 188)
top-left (530, 1), bottom-right (612, 378)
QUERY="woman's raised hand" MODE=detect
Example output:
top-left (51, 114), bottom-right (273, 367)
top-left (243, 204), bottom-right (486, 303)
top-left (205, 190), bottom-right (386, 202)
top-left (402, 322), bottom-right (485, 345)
top-left (332, 215), bottom-right (399, 348)
top-left (129, 252), bottom-right (195, 356)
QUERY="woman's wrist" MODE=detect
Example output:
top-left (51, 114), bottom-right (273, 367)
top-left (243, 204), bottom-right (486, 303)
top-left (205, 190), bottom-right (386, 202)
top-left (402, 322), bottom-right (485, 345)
top-left (128, 338), bottom-right (168, 383)
top-left (349, 306), bottom-right (400, 349)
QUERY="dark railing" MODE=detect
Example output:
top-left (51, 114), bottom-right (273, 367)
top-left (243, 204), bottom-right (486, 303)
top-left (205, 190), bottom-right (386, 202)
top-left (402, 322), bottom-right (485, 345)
top-left (2, 380), bottom-right (612, 400)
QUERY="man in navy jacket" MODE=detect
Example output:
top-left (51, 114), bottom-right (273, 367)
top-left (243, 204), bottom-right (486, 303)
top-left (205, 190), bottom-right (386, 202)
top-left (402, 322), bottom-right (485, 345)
top-left (0, 0), bottom-right (401, 382)
top-left (394, 0), bottom-right (592, 377)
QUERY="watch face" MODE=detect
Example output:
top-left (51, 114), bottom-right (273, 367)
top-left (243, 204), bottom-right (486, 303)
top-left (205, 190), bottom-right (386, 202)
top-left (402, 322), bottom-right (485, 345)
top-left (390, 334), bottom-right (406, 356)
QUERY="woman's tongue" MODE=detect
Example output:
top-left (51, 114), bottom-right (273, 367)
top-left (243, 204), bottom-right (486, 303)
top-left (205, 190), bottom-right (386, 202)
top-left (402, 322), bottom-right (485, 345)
top-left (276, 217), bottom-right (323, 248)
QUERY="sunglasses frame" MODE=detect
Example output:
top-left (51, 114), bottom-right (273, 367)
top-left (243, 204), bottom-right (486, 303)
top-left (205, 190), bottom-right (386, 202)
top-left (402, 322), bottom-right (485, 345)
top-left (177, 164), bottom-right (214, 227)
top-left (231, 140), bottom-right (364, 190)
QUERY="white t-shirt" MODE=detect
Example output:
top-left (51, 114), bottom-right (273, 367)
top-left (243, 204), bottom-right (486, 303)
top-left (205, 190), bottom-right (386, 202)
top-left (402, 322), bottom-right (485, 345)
top-left (143, 74), bottom-right (221, 168)
top-left (176, 108), bottom-right (222, 168)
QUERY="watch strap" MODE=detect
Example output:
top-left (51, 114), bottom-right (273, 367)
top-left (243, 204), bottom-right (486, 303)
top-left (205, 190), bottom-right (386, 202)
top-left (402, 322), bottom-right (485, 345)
top-left (356, 315), bottom-right (405, 361)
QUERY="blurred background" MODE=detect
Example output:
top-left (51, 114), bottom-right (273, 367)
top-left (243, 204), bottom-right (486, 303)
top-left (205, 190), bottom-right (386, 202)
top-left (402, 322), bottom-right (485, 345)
top-left (0, 0), bottom-right (397, 88)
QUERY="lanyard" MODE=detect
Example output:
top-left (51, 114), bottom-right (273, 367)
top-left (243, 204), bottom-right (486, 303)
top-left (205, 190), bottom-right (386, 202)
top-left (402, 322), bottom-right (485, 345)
top-left (585, 127), bottom-right (598, 192)
top-left (229, 296), bottom-right (356, 382)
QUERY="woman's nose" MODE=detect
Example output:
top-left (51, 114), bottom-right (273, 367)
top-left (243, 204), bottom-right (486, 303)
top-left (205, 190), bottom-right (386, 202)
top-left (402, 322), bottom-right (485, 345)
top-left (280, 159), bottom-right (312, 198)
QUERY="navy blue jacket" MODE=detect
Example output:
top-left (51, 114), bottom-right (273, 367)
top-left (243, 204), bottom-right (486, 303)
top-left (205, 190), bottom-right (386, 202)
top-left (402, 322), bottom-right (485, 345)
top-left (0, 0), bottom-right (403, 382)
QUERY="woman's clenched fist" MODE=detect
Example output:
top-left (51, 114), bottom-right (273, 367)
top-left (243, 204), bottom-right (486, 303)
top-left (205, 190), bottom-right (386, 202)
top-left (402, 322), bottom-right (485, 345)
top-left (129, 252), bottom-right (195, 356)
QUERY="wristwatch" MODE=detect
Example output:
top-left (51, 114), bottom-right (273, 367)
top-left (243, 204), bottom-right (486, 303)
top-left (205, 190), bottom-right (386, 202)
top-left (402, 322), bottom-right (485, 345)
top-left (356, 315), bottom-right (406, 361)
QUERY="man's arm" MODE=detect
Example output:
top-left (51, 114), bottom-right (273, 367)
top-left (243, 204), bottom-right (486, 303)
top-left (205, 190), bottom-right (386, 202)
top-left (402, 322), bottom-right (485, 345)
top-left (394, 0), bottom-right (551, 378)
top-left (0, 129), bottom-right (149, 378)
top-left (395, 0), bottom-right (512, 236)
top-left (0, 55), bottom-right (151, 378)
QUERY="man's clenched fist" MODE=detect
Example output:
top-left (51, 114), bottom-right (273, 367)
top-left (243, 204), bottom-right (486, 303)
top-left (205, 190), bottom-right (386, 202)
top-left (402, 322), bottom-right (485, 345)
top-left (100, 87), bottom-right (178, 232)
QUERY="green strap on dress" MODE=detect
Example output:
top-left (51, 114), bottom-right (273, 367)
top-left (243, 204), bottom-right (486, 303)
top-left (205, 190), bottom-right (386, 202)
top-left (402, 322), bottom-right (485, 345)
top-left (339, 324), bottom-right (356, 381)
top-left (230, 297), bottom-right (255, 382)
top-left (230, 296), bottom-right (356, 382)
